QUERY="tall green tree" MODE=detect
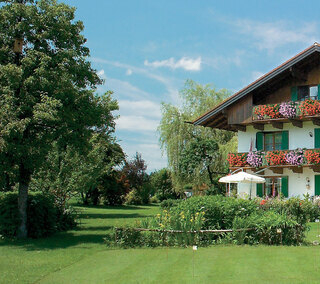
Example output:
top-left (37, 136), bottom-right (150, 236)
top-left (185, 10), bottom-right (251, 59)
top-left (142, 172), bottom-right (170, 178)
top-left (0, 0), bottom-right (114, 238)
top-left (158, 80), bottom-right (237, 193)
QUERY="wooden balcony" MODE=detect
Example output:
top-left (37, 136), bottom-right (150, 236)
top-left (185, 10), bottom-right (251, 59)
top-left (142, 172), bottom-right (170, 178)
top-left (244, 100), bottom-right (320, 131)
top-left (227, 149), bottom-right (320, 174)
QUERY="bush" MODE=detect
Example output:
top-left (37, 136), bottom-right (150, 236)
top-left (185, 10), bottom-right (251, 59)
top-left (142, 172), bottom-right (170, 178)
top-left (150, 196), bottom-right (159, 203)
top-left (160, 199), bottom-right (181, 210)
top-left (111, 196), bottom-right (315, 248)
top-left (170, 196), bottom-right (257, 230)
top-left (0, 192), bottom-right (77, 238)
top-left (259, 197), bottom-right (320, 224)
top-left (124, 189), bottom-right (143, 205)
top-left (233, 211), bottom-right (305, 245)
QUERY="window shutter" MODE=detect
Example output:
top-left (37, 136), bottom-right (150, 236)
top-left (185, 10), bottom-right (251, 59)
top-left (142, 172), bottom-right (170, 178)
top-left (315, 175), bottom-right (320, 196)
top-left (281, 131), bottom-right (289, 150)
top-left (291, 86), bottom-right (298, 101)
top-left (318, 85), bottom-right (320, 100)
top-left (281, 176), bottom-right (288, 198)
top-left (256, 184), bottom-right (263, 197)
top-left (315, 129), bottom-right (320, 149)
top-left (256, 132), bottom-right (263, 151)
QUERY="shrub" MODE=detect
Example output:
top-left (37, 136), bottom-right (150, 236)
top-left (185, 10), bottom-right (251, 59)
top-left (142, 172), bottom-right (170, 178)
top-left (160, 199), bottom-right (181, 210)
top-left (124, 189), bottom-right (143, 205)
top-left (0, 192), bottom-right (77, 238)
top-left (150, 195), bottom-right (160, 203)
top-left (233, 211), bottom-right (304, 245)
top-left (111, 196), bottom-right (314, 248)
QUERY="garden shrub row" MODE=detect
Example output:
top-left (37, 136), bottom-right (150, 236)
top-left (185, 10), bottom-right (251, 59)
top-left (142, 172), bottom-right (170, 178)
top-left (0, 192), bottom-right (77, 238)
top-left (110, 196), bottom-right (320, 247)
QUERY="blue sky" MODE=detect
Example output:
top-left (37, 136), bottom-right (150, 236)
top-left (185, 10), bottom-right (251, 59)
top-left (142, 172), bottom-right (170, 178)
top-left (63, 0), bottom-right (320, 172)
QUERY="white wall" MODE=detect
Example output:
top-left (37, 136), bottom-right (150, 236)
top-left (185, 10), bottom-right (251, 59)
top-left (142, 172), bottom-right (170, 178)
top-left (237, 168), bottom-right (316, 198)
top-left (238, 121), bottom-right (316, 152)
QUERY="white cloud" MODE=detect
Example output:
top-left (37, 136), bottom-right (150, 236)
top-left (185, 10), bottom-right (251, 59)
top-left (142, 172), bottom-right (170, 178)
top-left (97, 69), bottom-right (105, 77)
top-left (233, 19), bottom-right (318, 52)
top-left (126, 69), bottom-right (133, 76)
top-left (251, 71), bottom-right (265, 81)
top-left (144, 56), bottom-right (202, 71)
top-left (118, 100), bottom-right (161, 118)
top-left (91, 57), bottom-right (181, 103)
top-left (204, 50), bottom-right (244, 69)
top-left (116, 115), bottom-right (159, 131)
top-left (121, 142), bottom-right (167, 172)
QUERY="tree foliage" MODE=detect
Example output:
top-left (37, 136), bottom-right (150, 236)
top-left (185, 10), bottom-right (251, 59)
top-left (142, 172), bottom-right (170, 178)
top-left (158, 80), bottom-right (237, 193)
top-left (150, 168), bottom-right (177, 201)
top-left (0, 0), bottom-right (118, 237)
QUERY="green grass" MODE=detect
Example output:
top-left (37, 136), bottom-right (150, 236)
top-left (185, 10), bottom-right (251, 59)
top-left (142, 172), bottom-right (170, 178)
top-left (1, 203), bottom-right (320, 283)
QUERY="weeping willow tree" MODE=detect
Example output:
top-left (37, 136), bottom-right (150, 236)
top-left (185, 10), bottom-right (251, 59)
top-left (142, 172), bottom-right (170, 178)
top-left (158, 80), bottom-right (237, 193)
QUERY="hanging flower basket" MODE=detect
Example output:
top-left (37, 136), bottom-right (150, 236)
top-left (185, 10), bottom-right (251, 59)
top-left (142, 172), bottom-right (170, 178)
top-left (246, 151), bottom-right (264, 168)
top-left (285, 149), bottom-right (304, 166)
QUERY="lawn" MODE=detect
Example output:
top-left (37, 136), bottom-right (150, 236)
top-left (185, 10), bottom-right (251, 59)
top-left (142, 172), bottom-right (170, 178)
top-left (1, 203), bottom-right (320, 284)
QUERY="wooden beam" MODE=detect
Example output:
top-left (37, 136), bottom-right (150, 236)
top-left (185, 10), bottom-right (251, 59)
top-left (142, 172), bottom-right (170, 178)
top-left (271, 121), bottom-right (283, 129)
top-left (231, 124), bottom-right (246, 132)
top-left (312, 118), bottom-right (320, 126)
top-left (289, 66), bottom-right (308, 81)
top-left (310, 165), bottom-right (320, 173)
top-left (290, 166), bottom-right (303, 174)
top-left (270, 167), bottom-right (283, 174)
top-left (205, 116), bottom-right (225, 128)
top-left (289, 119), bottom-right (303, 128)
top-left (252, 123), bottom-right (264, 131)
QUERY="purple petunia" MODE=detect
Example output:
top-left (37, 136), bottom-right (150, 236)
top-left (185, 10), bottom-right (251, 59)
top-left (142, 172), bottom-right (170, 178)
top-left (279, 102), bottom-right (297, 118)
top-left (285, 149), bottom-right (304, 166)
top-left (247, 151), bottom-right (263, 168)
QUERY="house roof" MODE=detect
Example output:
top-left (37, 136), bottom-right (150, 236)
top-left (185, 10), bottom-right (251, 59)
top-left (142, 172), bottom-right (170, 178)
top-left (193, 43), bottom-right (320, 127)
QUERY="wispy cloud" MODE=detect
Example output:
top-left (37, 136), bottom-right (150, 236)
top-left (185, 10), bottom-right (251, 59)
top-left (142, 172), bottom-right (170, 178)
top-left (116, 115), bottom-right (159, 132)
top-left (251, 71), bottom-right (265, 81)
top-left (144, 57), bottom-right (202, 71)
top-left (97, 70), bottom-right (152, 100)
top-left (118, 100), bottom-right (161, 118)
top-left (233, 19), bottom-right (318, 52)
top-left (204, 50), bottom-right (244, 69)
top-left (92, 58), bottom-right (180, 103)
top-left (121, 142), bottom-right (167, 171)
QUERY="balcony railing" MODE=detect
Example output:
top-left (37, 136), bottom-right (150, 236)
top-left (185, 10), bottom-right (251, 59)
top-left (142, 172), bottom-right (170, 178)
top-left (252, 99), bottom-right (320, 121)
top-left (227, 148), bottom-right (320, 173)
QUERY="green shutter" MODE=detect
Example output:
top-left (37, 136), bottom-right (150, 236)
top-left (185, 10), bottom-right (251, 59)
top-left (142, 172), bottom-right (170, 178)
top-left (281, 176), bottom-right (288, 198)
top-left (318, 84), bottom-right (320, 100)
top-left (281, 131), bottom-right (289, 150)
top-left (256, 132), bottom-right (263, 151)
top-left (291, 86), bottom-right (298, 101)
top-left (315, 175), bottom-right (320, 196)
top-left (315, 129), bottom-right (320, 149)
top-left (256, 183), bottom-right (263, 197)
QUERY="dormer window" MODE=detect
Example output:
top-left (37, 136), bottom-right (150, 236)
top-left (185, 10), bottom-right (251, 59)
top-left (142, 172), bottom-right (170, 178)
top-left (297, 85), bottom-right (318, 101)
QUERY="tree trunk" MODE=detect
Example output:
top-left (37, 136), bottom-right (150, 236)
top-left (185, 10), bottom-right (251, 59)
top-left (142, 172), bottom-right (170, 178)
top-left (17, 164), bottom-right (30, 239)
top-left (207, 165), bottom-right (214, 185)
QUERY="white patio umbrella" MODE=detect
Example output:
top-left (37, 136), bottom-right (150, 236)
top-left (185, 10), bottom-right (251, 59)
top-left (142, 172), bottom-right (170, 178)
top-left (219, 171), bottom-right (265, 198)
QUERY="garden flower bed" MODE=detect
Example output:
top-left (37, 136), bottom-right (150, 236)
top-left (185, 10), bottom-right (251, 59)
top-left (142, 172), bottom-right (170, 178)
top-left (252, 99), bottom-right (320, 121)
top-left (227, 148), bottom-right (320, 168)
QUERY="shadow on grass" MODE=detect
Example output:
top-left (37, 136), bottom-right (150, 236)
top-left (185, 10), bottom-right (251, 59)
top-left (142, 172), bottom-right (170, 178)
top-left (79, 213), bottom-right (145, 219)
top-left (0, 204), bottom-right (157, 250)
top-left (74, 204), bottom-right (154, 210)
top-left (0, 231), bottom-right (109, 250)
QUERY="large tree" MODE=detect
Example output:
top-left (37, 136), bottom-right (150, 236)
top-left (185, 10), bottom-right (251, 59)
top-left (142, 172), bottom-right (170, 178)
top-left (158, 80), bottom-right (237, 193)
top-left (0, 0), bottom-right (114, 238)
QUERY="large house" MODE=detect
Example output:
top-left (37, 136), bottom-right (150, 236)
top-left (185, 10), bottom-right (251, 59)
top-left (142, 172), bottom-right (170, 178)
top-left (193, 43), bottom-right (320, 198)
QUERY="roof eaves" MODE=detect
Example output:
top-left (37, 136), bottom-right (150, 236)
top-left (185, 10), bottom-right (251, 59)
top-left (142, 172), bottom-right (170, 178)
top-left (193, 43), bottom-right (320, 126)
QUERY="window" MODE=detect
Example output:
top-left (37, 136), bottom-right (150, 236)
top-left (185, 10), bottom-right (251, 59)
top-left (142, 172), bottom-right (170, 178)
top-left (264, 132), bottom-right (282, 151)
top-left (263, 177), bottom-right (282, 197)
top-left (298, 85), bottom-right (318, 101)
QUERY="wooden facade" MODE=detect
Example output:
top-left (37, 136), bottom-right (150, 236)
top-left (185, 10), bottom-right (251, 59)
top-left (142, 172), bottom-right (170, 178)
top-left (193, 43), bottom-right (320, 131)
